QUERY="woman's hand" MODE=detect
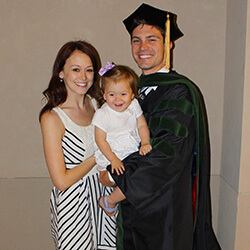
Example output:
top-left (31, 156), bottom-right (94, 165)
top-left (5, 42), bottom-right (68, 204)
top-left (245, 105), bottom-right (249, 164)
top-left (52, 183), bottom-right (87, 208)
top-left (99, 170), bottom-right (116, 187)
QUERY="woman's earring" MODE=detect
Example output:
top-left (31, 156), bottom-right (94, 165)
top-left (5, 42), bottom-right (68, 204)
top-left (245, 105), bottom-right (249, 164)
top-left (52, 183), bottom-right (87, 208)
top-left (60, 78), bottom-right (64, 83)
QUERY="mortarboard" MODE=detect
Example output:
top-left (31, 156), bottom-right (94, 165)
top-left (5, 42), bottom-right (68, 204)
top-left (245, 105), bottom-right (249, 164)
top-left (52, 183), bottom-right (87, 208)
top-left (123, 3), bottom-right (183, 42)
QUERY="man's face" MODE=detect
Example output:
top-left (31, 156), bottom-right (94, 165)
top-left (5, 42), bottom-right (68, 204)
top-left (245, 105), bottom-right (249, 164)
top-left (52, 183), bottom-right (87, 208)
top-left (131, 24), bottom-right (165, 75)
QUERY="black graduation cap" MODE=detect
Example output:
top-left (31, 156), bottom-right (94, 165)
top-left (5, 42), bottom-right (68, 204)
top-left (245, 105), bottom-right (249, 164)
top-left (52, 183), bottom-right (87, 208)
top-left (123, 3), bottom-right (183, 42)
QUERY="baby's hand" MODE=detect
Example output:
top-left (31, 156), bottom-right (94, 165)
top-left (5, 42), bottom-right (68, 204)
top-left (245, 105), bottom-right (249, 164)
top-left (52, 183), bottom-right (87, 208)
top-left (111, 157), bottom-right (125, 175)
top-left (139, 143), bottom-right (152, 156)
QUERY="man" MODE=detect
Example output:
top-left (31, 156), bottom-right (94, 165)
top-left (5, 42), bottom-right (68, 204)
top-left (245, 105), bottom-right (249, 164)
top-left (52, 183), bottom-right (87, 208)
top-left (103, 3), bottom-right (221, 250)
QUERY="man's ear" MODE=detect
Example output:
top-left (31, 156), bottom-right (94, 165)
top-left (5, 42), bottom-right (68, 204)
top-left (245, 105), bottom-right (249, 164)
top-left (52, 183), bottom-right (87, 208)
top-left (170, 41), bottom-right (173, 50)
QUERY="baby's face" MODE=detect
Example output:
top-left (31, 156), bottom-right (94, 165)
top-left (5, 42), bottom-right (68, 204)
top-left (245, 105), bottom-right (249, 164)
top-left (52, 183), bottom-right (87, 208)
top-left (103, 80), bottom-right (134, 112)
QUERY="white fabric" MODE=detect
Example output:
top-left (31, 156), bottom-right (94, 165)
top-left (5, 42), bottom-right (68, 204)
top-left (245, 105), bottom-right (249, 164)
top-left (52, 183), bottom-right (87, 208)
top-left (92, 98), bottom-right (143, 172)
top-left (158, 67), bottom-right (170, 73)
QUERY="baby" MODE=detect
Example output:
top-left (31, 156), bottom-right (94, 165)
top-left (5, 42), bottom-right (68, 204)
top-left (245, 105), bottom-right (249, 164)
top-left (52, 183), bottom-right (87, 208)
top-left (92, 63), bottom-right (152, 216)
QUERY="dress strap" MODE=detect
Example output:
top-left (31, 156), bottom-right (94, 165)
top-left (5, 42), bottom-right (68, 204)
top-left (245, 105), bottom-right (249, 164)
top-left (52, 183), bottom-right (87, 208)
top-left (53, 107), bottom-right (70, 128)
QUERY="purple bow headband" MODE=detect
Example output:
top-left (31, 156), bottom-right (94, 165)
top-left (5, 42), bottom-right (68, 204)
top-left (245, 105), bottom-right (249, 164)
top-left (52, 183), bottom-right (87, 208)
top-left (98, 62), bottom-right (115, 76)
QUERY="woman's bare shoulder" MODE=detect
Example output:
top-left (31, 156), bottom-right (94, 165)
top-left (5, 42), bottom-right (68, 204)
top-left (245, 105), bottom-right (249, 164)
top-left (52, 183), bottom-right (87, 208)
top-left (40, 110), bottom-right (64, 134)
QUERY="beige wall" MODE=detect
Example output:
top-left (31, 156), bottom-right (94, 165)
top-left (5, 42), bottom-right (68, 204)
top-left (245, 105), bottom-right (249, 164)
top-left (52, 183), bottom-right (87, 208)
top-left (234, 0), bottom-right (250, 249)
top-left (0, 0), bottom-right (248, 249)
top-left (0, 178), bottom-right (53, 249)
top-left (218, 0), bottom-right (249, 249)
top-left (0, 0), bottom-right (226, 178)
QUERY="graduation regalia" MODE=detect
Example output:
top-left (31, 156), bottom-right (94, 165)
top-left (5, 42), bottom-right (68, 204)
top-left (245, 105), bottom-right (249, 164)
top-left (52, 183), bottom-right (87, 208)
top-left (107, 3), bottom-right (221, 249)
top-left (108, 71), bottom-right (221, 249)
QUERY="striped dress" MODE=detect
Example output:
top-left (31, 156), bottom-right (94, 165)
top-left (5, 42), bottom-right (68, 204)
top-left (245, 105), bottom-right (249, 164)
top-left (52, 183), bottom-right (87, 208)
top-left (50, 104), bottom-right (116, 250)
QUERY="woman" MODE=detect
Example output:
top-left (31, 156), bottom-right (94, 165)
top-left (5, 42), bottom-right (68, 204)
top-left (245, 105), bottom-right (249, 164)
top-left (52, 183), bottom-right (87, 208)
top-left (39, 41), bottom-right (116, 249)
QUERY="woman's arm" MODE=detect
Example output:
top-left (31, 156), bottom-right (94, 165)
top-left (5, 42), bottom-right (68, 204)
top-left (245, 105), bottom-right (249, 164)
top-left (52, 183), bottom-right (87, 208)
top-left (95, 126), bottom-right (124, 175)
top-left (137, 114), bottom-right (152, 155)
top-left (40, 111), bottom-right (96, 191)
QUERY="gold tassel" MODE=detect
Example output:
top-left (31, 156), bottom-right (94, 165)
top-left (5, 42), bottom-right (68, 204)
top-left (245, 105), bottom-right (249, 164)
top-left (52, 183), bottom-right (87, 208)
top-left (164, 13), bottom-right (170, 70)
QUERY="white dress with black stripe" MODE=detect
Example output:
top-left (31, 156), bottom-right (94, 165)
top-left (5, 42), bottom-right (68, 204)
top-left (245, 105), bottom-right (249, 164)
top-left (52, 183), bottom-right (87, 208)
top-left (51, 102), bottom-right (116, 250)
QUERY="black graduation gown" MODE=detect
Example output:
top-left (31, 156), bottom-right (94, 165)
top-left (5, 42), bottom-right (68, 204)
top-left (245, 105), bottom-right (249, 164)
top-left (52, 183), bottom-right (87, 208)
top-left (108, 71), bottom-right (221, 250)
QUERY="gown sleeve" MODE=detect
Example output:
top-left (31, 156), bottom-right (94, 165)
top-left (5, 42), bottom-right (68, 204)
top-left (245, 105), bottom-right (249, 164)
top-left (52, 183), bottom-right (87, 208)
top-left (108, 83), bottom-right (195, 211)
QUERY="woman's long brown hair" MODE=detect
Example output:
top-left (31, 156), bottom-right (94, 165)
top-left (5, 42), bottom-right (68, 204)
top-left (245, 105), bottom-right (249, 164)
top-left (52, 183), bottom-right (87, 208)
top-left (39, 40), bottom-right (102, 121)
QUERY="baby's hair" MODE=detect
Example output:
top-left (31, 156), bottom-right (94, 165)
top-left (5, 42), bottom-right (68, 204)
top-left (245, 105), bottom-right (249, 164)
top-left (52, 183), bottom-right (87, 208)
top-left (100, 65), bottom-right (139, 98)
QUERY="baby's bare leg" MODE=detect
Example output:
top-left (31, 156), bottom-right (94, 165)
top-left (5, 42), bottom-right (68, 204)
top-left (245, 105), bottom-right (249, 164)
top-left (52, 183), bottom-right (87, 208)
top-left (107, 187), bottom-right (126, 208)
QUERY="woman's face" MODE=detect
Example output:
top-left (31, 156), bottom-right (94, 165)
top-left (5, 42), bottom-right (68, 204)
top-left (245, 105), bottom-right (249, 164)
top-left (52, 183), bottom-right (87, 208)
top-left (59, 50), bottom-right (94, 97)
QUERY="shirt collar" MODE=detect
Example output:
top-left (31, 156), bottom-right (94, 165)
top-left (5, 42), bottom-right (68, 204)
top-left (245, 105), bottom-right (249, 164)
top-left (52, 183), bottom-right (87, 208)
top-left (139, 68), bottom-right (170, 98)
top-left (158, 67), bottom-right (170, 73)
